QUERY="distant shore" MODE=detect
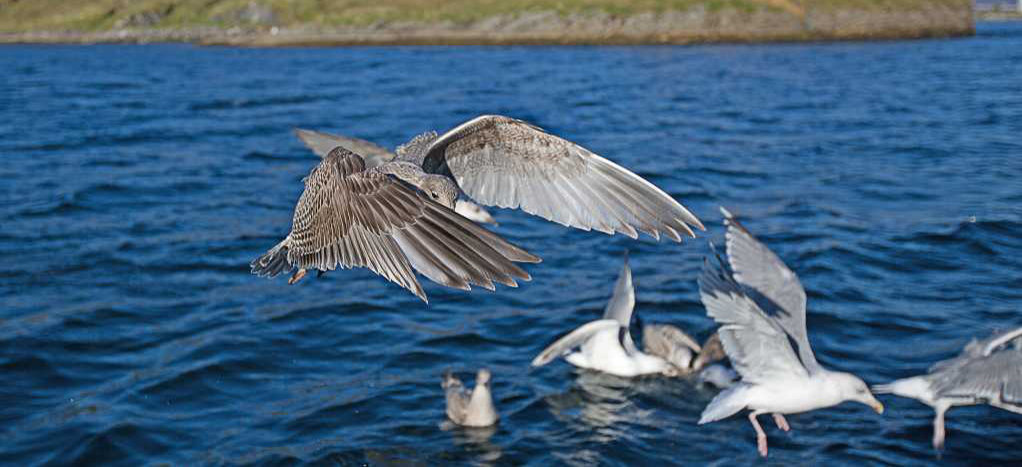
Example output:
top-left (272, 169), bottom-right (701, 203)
top-left (0, 2), bottom-right (976, 46)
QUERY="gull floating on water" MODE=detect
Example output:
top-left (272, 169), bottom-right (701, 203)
top-left (874, 326), bottom-right (1022, 450)
top-left (532, 255), bottom-right (729, 379)
top-left (252, 115), bottom-right (704, 302)
top-left (294, 128), bottom-right (498, 225)
top-left (443, 369), bottom-right (499, 428)
top-left (697, 207), bottom-right (883, 457)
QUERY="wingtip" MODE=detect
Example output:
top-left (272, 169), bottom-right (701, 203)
top-left (719, 206), bottom-right (734, 220)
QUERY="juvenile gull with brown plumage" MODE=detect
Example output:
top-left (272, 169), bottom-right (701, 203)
top-left (874, 326), bottom-right (1022, 451)
top-left (252, 115), bottom-right (704, 302)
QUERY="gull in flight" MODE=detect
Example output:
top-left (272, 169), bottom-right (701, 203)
top-left (697, 207), bottom-right (883, 457)
top-left (443, 369), bottom-right (499, 428)
top-left (874, 326), bottom-right (1022, 450)
top-left (252, 115), bottom-right (704, 302)
top-left (294, 128), bottom-right (498, 225)
top-left (532, 255), bottom-right (729, 378)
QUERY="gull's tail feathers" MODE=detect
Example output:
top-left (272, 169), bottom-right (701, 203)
top-left (699, 383), bottom-right (750, 424)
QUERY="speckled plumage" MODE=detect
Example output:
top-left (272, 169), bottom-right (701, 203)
top-left (250, 147), bottom-right (538, 302)
top-left (258, 114), bottom-right (705, 301)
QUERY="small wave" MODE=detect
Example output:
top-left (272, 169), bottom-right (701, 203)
top-left (243, 151), bottom-right (295, 161)
top-left (188, 95), bottom-right (319, 112)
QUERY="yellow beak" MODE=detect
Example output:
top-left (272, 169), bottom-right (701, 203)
top-left (871, 401), bottom-right (885, 414)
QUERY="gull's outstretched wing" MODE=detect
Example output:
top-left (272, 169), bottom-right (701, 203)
top-left (699, 246), bottom-right (808, 384)
top-left (420, 115), bottom-right (704, 242)
top-left (930, 327), bottom-right (1022, 411)
top-left (250, 147), bottom-right (538, 302)
top-left (720, 207), bottom-right (822, 374)
top-left (294, 128), bottom-right (395, 167)
top-left (531, 319), bottom-right (621, 367)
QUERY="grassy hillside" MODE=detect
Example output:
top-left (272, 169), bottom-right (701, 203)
top-left (0, 0), bottom-right (970, 33)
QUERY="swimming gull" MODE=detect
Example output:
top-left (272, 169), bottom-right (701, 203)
top-left (697, 207), bottom-right (883, 457)
top-left (253, 115), bottom-right (704, 301)
top-left (873, 326), bottom-right (1022, 450)
top-left (294, 128), bottom-right (497, 225)
top-left (443, 369), bottom-right (499, 427)
top-left (532, 255), bottom-right (728, 378)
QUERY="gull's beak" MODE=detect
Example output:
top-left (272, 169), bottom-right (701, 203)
top-left (870, 399), bottom-right (885, 415)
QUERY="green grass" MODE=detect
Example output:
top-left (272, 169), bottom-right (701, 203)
top-left (0, 0), bottom-right (973, 33)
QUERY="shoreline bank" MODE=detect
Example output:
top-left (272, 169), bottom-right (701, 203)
top-left (0, 3), bottom-right (976, 47)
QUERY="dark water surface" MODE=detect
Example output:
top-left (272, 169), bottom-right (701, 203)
top-left (3, 22), bottom-right (1021, 466)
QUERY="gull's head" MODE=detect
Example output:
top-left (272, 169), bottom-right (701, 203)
top-left (475, 368), bottom-right (492, 386)
top-left (832, 372), bottom-right (884, 414)
top-left (420, 175), bottom-right (459, 210)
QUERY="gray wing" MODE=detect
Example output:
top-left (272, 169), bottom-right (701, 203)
top-left (420, 115), bottom-right (704, 242)
top-left (252, 147), bottom-right (538, 302)
top-left (931, 327), bottom-right (1022, 409)
top-left (642, 324), bottom-right (700, 370)
top-left (442, 370), bottom-right (470, 423)
top-left (698, 247), bottom-right (809, 384)
top-left (531, 319), bottom-right (621, 367)
top-left (720, 207), bottom-right (822, 374)
top-left (602, 254), bottom-right (638, 353)
top-left (294, 128), bottom-right (395, 167)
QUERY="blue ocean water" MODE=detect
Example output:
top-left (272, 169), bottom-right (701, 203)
top-left (2, 22), bottom-right (1021, 466)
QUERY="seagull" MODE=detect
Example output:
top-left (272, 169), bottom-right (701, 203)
top-left (644, 325), bottom-right (738, 387)
top-left (443, 369), bottom-right (499, 428)
top-left (532, 255), bottom-right (728, 378)
top-left (873, 326), bottom-right (1022, 450)
top-left (252, 115), bottom-right (704, 302)
top-left (294, 128), bottom-right (498, 225)
top-left (697, 207), bottom-right (883, 457)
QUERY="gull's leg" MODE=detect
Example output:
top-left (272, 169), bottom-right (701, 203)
top-left (288, 268), bottom-right (307, 285)
top-left (932, 402), bottom-right (950, 451)
top-left (773, 413), bottom-right (790, 432)
top-left (748, 411), bottom-right (769, 457)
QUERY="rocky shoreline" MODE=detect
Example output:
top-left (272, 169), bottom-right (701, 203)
top-left (0, 3), bottom-right (976, 46)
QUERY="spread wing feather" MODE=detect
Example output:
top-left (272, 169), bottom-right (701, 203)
top-left (421, 115), bottom-right (703, 241)
top-left (930, 327), bottom-right (1022, 409)
top-left (720, 207), bottom-right (821, 374)
top-left (699, 246), bottom-right (808, 384)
